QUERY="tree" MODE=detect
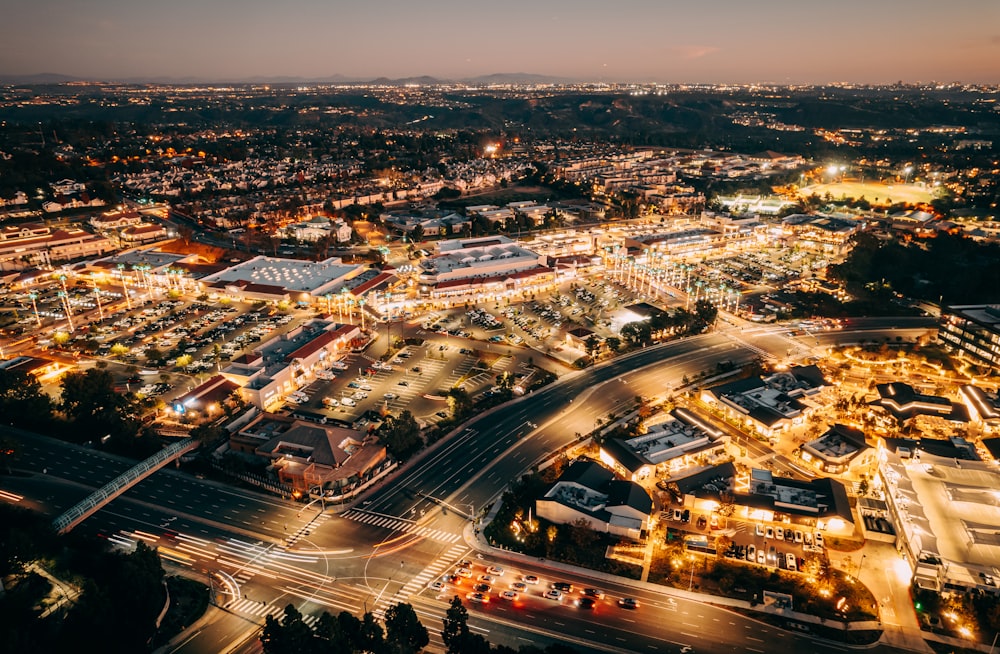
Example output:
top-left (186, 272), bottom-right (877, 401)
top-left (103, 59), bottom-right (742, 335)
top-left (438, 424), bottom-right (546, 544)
top-left (446, 387), bottom-right (472, 421)
top-left (0, 369), bottom-right (54, 429)
top-left (441, 596), bottom-right (469, 654)
top-left (384, 602), bottom-right (429, 653)
top-left (261, 605), bottom-right (316, 654)
top-left (379, 410), bottom-right (423, 461)
top-left (60, 368), bottom-right (140, 444)
top-left (144, 346), bottom-right (163, 364)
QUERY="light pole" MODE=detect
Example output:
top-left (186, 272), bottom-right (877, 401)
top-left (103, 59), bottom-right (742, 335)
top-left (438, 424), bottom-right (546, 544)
top-left (93, 275), bottom-right (104, 321)
top-left (117, 264), bottom-right (131, 309)
top-left (28, 291), bottom-right (41, 327)
top-left (688, 555), bottom-right (696, 591)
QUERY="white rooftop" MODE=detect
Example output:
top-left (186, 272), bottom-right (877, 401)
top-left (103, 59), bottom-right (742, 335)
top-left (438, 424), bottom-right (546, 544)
top-left (204, 255), bottom-right (361, 294)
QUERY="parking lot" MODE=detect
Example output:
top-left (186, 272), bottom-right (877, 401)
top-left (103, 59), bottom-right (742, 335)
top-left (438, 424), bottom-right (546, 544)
top-left (284, 337), bottom-right (529, 428)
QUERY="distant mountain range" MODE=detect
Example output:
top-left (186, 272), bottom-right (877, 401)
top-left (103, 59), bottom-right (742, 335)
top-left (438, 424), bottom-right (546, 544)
top-left (0, 72), bottom-right (576, 86)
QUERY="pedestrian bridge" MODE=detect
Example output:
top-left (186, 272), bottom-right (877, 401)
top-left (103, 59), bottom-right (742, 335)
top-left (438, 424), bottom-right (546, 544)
top-left (52, 439), bottom-right (199, 534)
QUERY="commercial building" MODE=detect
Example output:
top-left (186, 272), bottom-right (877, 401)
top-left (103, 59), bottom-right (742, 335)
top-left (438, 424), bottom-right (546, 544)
top-left (960, 385), bottom-right (1000, 433)
top-left (230, 414), bottom-right (387, 493)
top-left (221, 320), bottom-right (361, 410)
top-left (599, 408), bottom-right (728, 481)
top-left (200, 255), bottom-right (365, 304)
top-left (872, 382), bottom-right (969, 429)
top-left (939, 304), bottom-right (1000, 372)
top-left (416, 236), bottom-right (554, 301)
top-left (0, 223), bottom-right (113, 271)
top-left (700, 365), bottom-right (826, 441)
top-left (799, 424), bottom-right (872, 474)
top-left (673, 462), bottom-right (855, 537)
top-left (878, 446), bottom-right (1000, 594)
top-left (535, 461), bottom-right (653, 539)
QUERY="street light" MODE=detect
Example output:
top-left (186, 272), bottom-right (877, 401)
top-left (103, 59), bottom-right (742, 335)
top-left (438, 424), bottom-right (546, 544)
top-left (688, 555), bottom-right (696, 591)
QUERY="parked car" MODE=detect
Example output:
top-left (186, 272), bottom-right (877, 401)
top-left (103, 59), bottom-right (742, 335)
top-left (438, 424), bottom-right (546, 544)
top-left (786, 553), bottom-right (798, 571)
top-left (747, 545), bottom-right (756, 562)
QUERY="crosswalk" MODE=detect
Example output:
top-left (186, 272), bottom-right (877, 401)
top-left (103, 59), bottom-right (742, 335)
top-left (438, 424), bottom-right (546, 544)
top-left (224, 597), bottom-right (321, 626)
top-left (340, 509), bottom-right (462, 544)
top-left (373, 544), bottom-right (468, 618)
top-left (286, 511), bottom-right (332, 547)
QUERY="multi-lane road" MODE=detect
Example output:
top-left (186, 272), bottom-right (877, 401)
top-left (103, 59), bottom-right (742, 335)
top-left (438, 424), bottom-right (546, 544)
top-left (1, 318), bottom-right (933, 653)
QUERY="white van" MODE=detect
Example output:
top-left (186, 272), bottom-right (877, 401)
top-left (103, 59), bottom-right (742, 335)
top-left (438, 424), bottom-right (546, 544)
top-left (341, 397), bottom-right (356, 407)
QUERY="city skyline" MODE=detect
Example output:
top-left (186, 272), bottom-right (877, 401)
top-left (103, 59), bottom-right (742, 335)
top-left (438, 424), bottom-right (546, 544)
top-left (3, 0), bottom-right (999, 84)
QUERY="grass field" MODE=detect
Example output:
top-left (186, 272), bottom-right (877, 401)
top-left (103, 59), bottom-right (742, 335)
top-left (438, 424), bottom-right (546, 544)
top-left (800, 181), bottom-right (936, 205)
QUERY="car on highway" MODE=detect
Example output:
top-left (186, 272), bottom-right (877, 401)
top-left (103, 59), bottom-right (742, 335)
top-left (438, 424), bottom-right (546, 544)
top-left (510, 581), bottom-right (527, 592)
top-left (486, 566), bottom-right (504, 577)
top-left (466, 592), bottom-right (489, 604)
top-left (473, 583), bottom-right (491, 593)
top-left (577, 597), bottom-right (596, 610)
top-left (543, 589), bottom-right (563, 601)
top-left (477, 574), bottom-right (496, 584)
top-left (618, 598), bottom-right (640, 610)
top-left (522, 574), bottom-right (539, 584)
top-left (552, 582), bottom-right (573, 593)
top-left (428, 580), bottom-right (444, 591)
top-left (582, 588), bottom-right (605, 599)
top-left (456, 567), bottom-right (473, 578)
top-left (499, 590), bottom-right (518, 601)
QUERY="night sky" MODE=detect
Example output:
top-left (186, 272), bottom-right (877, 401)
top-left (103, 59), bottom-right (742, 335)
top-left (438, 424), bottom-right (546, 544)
top-left (3, 0), bottom-right (998, 83)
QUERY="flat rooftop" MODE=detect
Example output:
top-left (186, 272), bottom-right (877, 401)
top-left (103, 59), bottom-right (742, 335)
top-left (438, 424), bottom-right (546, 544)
top-left (885, 451), bottom-right (1000, 572)
top-left (98, 249), bottom-right (187, 270)
top-left (204, 255), bottom-right (360, 294)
